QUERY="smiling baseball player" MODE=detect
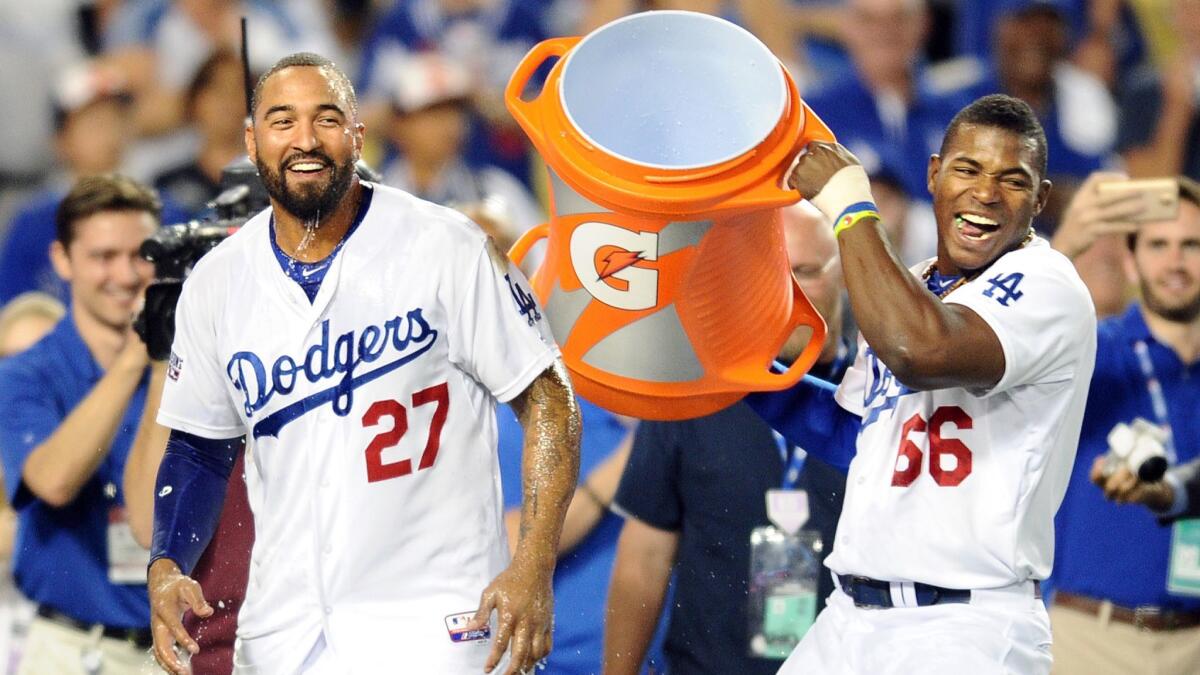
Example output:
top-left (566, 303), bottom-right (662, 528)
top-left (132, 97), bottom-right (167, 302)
top-left (749, 94), bottom-right (1097, 673)
top-left (145, 52), bottom-right (580, 675)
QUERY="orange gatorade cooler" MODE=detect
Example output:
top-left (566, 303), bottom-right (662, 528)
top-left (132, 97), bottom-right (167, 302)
top-left (506, 10), bottom-right (836, 420)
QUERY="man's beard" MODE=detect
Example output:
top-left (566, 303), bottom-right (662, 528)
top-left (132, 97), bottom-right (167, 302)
top-left (1141, 277), bottom-right (1200, 323)
top-left (257, 151), bottom-right (355, 222)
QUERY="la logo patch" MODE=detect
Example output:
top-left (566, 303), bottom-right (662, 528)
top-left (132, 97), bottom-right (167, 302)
top-left (505, 273), bottom-right (542, 326)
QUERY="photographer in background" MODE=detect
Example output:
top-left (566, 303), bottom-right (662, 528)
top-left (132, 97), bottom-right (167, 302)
top-left (0, 175), bottom-right (161, 674)
top-left (1049, 175), bottom-right (1200, 675)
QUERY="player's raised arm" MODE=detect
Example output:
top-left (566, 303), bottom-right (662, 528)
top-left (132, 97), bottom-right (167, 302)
top-left (792, 132), bottom-right (1050, 392)
top-left (471, 361), bottom-right (581, 675)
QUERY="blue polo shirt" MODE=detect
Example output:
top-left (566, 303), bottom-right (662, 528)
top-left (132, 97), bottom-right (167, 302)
top-left (0, 316), bottom-right (150, 627)
top-left (1051, 303), bottom-right (1200, 611)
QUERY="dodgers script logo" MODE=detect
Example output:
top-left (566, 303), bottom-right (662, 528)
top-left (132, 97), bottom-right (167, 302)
top-left (227, 308), bottom-right (438, 438)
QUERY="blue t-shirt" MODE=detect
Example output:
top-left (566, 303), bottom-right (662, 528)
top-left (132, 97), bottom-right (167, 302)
top-left (1051, 303), bottom-right (1200, 611)
top-left (802, 69), bottom-right (970, 200)
top-left (496, 397), bottom-right (662, 674)
top-left (0, 316), bottom-right (151, 626)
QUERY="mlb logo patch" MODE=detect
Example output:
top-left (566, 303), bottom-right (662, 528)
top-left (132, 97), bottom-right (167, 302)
top-left (167, 352), bottom-right (184, 381)
top-left (444, 612), bottom-right (490, 644)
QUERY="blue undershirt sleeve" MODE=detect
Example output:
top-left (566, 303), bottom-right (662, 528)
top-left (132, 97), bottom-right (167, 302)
top-left (744, 375), bottom-right (860, 472)
top-left (149, 429), bottom-right (243, 576)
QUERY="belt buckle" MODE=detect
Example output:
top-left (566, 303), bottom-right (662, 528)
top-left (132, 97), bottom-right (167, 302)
top-left (1133, 605), bottom-right (1161, 632)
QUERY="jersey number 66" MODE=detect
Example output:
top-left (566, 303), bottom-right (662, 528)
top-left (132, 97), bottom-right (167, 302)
top-left (891, 406), bottom-right (973, 487)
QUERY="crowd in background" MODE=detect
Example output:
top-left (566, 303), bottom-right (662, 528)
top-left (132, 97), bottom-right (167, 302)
top-left (0, 0), bottom-right (1198, 674)
top-left (2, 0), bottom-right (1197, 305)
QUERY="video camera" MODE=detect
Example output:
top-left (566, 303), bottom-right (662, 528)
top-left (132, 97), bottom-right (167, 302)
top-left (133, 158), bottom-right (268, 360)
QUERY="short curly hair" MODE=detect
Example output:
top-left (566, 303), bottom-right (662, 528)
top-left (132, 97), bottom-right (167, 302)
top-left (250, 52), bottom-right (357, 122)
top-left (940, 94), bottom-right (1048, 178)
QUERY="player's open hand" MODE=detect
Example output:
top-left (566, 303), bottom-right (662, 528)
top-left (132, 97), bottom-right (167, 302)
top-left (469, 554), bottom-right (555, 675)
top-left (148, 557), bottom-right (212, 674)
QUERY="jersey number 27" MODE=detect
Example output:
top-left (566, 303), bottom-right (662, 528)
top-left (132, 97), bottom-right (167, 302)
top-left (361, 382), bottom-right (450, 483)
top-left (891, 406), bottom-right (972, 487)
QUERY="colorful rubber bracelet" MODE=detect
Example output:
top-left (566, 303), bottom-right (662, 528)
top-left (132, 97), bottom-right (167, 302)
top-left (832, 201), bottom-right (880, 238)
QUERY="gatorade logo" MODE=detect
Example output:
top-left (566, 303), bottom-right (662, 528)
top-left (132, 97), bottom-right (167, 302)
top-left (570, 222), bottom-right (659, 310)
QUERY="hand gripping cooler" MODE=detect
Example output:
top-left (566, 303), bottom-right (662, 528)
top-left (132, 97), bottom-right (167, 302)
top-left (506, 11), bottom-right (836, 420)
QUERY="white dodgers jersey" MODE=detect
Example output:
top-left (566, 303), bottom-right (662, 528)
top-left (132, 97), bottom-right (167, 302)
top-left (828, 237), bottom-right (1097, 590)
top-left (158, 183), bottom-right (558, 673)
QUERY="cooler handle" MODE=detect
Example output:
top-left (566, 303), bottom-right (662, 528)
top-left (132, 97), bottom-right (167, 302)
top-left (733, 278), bottom-right (828, 389)
top-left (504, 37), bottom-right (580, 149)
top-left (508, 223), bottom-right (550, 266)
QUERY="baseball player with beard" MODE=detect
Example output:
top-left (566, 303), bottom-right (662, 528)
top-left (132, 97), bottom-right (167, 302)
top-left (748, 94), bottom-right (1096, 673)
top-left (145, 52), bottom-right (580, 675)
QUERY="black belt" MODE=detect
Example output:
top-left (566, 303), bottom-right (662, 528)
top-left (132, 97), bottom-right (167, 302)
top-left (35, 605), bottom-right (153, 650)
top-left (837, 574), bottom-right (972, 609)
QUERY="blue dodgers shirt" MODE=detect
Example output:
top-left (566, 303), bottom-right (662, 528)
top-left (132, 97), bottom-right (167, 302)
top-left (0, 316), bottom-right (150, 627)
top-left (1052, 304), bottom-right (1200, 611)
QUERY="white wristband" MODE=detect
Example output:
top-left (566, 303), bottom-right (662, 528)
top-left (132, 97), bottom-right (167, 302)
top-left (808, 165), bottom-right (875, 223)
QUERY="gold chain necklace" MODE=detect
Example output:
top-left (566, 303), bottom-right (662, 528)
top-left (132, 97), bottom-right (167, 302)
top-left (922, 229), bottom-right (1035, 299)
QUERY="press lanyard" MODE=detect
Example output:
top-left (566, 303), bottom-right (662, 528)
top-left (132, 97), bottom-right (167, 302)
top-left (1133, 340), bottom-right (1179, 464)
top-left (773, 431), bottom-right (806, 490)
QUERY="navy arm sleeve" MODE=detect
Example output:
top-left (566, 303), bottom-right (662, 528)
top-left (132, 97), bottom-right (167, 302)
top-left (744, 375), bottom-right (860, 472)
top-left (149, 429), bottom-right (243, 576)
